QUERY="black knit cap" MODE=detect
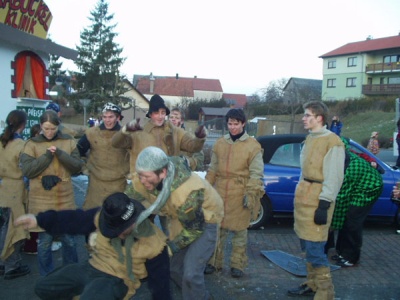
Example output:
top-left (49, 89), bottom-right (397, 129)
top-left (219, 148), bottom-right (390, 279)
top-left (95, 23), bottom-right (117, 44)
top-left (99, 192), bottom-right (145, 238)
top-left (146, 94), bottom-right (170, 118)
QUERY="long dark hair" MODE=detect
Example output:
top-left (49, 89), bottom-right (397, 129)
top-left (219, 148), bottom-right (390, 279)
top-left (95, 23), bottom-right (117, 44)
top-left (0, 110), bottom-right (27, 148)
top-left (39, 110), bottom-right (61, 126)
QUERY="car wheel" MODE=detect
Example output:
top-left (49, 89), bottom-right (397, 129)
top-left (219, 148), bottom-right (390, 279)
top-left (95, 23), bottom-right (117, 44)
top-left (248, 194), bottom-right (273, 230)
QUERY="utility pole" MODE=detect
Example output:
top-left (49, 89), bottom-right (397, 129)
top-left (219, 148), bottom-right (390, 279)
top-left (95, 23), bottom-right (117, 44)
top-left (132, 98), bottom-right (136, 119)
top-left (79, 99), bottom-right (91, 126)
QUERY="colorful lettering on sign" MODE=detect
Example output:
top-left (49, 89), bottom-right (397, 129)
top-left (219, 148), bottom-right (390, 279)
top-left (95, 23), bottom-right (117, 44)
top-left (0, 0), bottom-right (53, 39)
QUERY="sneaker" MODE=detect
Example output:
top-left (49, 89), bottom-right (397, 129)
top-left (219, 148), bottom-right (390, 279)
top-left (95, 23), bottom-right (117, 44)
top-left (287, 284), bottom-right (315, 297)
top-left (4, 265), bottom-right (30, 280)
top-left (330, 254), bottom-right (343, 261)
top-left (51, 241), bottom-right (62, 252)
top-left (230, 268), bottom-right (244, 278)
top-left (336, 258), bottom-right (355, 267)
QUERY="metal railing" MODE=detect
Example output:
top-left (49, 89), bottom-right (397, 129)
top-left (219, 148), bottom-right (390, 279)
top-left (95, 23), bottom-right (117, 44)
top-left (362, 84), bottom-right (400, 95)
top-left (365, 62), bottom-right (400, 73)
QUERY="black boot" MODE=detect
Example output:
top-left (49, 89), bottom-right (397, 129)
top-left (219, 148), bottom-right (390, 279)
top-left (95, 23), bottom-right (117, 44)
top-left (230, 268), bottom-right (243, 278)
top-left (4, 265), bottom-right (30, 280)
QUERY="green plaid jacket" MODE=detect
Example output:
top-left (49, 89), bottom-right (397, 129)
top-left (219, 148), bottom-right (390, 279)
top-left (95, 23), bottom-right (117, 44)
top-left (331, 150), bottom-right (383, 229)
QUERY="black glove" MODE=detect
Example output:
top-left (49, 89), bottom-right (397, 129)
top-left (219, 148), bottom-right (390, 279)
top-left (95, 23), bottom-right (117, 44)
top-left (41, 175), bottom-right (62, 190)
top-left (314, 200), bottom-right (331, 225)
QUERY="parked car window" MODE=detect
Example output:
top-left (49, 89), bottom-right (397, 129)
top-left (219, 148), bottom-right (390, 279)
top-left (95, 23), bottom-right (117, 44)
top-left (348, 144), bottom-right (363, 155)
top-left (269, 142), bottom-right (302, 168)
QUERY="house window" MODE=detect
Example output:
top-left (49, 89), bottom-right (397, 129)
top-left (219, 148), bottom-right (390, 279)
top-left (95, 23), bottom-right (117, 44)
top-left (328, 60), bottom-right (336, 69)
top-left (348, 57), bottom-right (357, 67)
top-left (383, 55), bottom-right (399, 63)
top-left (11, 51), bottom-right (48, 99)
top-left (388, 77), bottom-right (400, 84)
top-left (327, 79), bottom-right (336, 88)
top-left (346, 77), bottom-right (356, 87)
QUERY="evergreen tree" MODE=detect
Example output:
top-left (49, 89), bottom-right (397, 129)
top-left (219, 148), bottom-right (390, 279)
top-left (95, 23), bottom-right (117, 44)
top-left (48, 53), bottom-right (63, 86)
top-left (48, 51), bottom-right (69, 105)
top-left (74, 0), bottom-right (127, 113)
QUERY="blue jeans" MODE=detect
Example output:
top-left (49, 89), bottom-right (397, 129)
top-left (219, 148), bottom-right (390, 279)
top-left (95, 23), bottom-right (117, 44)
top-left (37, 232), bottom-right (78, 276)
top-left (300, 239), bottom-right (329, 268)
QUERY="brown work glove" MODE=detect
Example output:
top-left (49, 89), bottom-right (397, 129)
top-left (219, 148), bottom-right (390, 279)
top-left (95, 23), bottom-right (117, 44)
top-left (194, 125), bottom-right (206, 138)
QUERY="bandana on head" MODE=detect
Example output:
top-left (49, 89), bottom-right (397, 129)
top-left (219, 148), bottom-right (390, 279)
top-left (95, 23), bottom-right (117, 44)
top-left (46, 102), bottom-right (60, 113)
top-left (102, 102), bottom-right (121, 115)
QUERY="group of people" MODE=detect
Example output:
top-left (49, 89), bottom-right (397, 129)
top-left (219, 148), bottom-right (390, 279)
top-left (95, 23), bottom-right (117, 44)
top-left (1, 94), bottom-right (264, 300)
top-left (1, 95), bottom-right (388, 300)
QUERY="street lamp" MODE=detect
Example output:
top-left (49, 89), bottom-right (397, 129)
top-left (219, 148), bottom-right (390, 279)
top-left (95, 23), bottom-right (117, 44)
top-left (132, 98), bottom-right (136, 119)
top-left (79, 99), bottom-right (91, 126)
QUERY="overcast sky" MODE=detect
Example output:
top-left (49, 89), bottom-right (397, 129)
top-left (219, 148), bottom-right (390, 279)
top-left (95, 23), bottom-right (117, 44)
top-left (44, 0), bottom-right (400, 95)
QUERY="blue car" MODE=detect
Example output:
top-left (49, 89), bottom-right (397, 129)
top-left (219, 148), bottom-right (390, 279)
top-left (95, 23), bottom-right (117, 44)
top-left (249, 134), bottom-right (400, 229)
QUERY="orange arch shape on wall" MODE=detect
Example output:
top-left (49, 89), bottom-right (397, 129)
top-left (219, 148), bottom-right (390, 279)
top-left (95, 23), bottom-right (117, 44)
top-left (11, 51), bottom-right (49, 100)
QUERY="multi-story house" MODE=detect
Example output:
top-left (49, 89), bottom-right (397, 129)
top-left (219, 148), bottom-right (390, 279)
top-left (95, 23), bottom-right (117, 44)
top-left (320, 34), bottom-right (400, 101)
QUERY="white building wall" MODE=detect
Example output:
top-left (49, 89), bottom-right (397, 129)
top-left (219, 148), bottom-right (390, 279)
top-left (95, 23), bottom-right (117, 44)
top-left (322, 54), bottom-right (365, 100)
top-left (0, 46), bottom-right (24, 129)
top-left (194, 90), bottom-right (223, 100)
top-left (0, 45), bottom-right (49, 130)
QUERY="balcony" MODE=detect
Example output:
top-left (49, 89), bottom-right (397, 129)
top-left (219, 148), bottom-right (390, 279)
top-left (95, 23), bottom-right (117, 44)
top-left (362, 84), bottom-right (400, 95)
top-left (365, 62), bottom-right (400, 73)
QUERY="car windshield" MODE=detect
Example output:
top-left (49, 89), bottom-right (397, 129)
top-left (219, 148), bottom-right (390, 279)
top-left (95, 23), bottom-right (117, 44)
top-left (269, 142), bottom-right (303, 167)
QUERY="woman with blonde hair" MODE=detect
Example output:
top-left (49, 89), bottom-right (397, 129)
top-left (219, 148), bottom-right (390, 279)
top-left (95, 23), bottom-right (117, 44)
top-left (0, 110), bottom-right (30, 279)
top-left (20, 110), bottom-right (83, 276)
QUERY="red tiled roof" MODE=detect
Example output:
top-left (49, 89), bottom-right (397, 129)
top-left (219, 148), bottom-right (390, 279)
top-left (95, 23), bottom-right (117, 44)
top-left (135, 76), bottom-right (223, 97)
top-left (136, 77), bottom-right (193, 97)
top-left (223, 93), bottom-right (247, 108)
top-left (193, 78), bottom-right (223, 92)
top-left (320, 35), bottom-right (400, 58)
